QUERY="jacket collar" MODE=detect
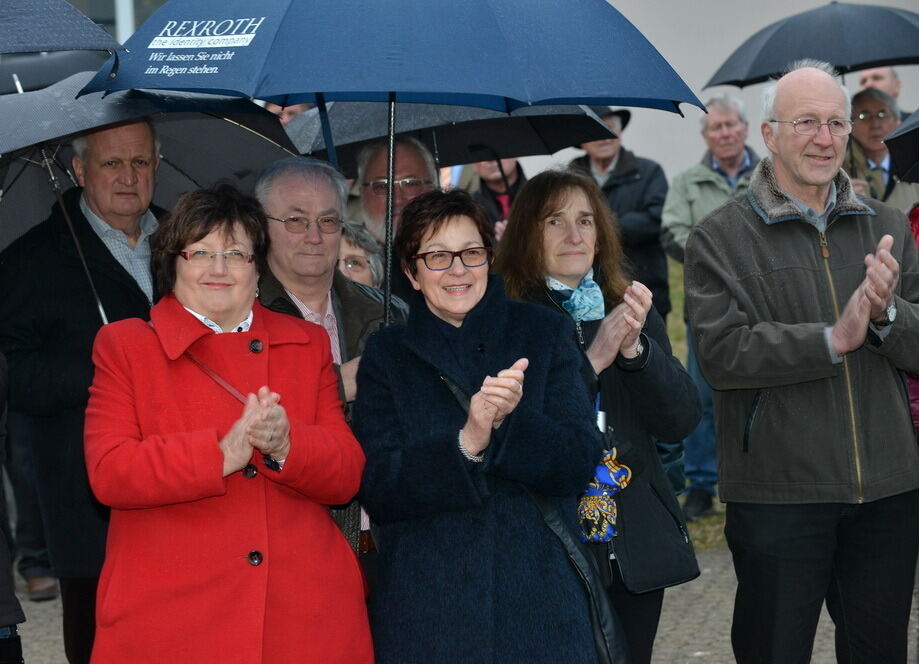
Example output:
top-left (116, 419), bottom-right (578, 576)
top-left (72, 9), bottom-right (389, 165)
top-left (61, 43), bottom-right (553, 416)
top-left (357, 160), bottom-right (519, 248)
top-left (150, 293), bottom-right (311, 360)
top-left (746, 156), bottom-right (875, 226)
top-left (699, 145), bottom-right (760, 172)
top-left (402, 274), bottom-right (509, 395)
top-left (257, 266), bottom-right (302, 319)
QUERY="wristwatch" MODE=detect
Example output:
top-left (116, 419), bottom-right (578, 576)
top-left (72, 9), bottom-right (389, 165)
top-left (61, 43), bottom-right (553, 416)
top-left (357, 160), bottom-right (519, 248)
top-left (874, 302), bottom-right (897, 328)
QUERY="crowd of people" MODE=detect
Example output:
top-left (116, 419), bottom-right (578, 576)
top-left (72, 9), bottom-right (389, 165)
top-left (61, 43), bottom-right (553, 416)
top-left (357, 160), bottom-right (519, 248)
top-left (0, 59), bottom-right (916, 664)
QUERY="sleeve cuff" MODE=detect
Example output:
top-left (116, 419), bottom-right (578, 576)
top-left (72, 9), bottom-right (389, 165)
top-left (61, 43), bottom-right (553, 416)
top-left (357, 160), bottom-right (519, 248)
top-left (824, 326), bottom-right (844, 364)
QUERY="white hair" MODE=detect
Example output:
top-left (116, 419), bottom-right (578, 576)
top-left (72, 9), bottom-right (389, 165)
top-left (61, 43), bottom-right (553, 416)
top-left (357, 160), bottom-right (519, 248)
top-left (701, 95), bottom-right (747, 131)
top-left (254, 156), bottom-right (349, 213)
top-left (761, 59), bottom-right (851, 121)
top-left (355, 136), bottom-right (437, 187)
top-left (71, 119), bottom-right (160, 161)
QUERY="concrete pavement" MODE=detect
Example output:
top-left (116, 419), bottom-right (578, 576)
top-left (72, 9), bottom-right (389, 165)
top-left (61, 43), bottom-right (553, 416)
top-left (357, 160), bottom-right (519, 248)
top-left (13, 551), bottom-right (918, 662)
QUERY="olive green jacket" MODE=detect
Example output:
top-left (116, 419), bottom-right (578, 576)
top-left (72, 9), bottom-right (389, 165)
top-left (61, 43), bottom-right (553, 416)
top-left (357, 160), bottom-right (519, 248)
top-left (685, 157), bottom-right (919, 504)
top-left (661, 148), bottom-right (759, 262)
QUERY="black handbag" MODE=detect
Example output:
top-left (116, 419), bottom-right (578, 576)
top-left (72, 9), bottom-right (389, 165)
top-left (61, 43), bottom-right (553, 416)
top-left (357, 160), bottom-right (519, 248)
top-left (440, 374), bottom-right (631, 664)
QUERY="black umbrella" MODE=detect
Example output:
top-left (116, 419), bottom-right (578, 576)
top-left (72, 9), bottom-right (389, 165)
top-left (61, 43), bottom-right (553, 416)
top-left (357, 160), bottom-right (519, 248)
top-left (0, 50), bottom-right (109, 94)
top-left (706, 2), bottom-right (919, 88)
top-left (284, 102), bottom-right (615, 179)
top-left (0, 0), bottom-right (122, 54)
top-left (886, 109), bottom-right (919, 183)
top-left (0, 71), bottom-right (297, 252)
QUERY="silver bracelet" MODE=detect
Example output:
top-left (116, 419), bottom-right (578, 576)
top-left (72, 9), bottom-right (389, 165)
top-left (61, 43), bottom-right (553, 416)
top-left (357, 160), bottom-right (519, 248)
top-left (458, 429), bottom-right (484, 463)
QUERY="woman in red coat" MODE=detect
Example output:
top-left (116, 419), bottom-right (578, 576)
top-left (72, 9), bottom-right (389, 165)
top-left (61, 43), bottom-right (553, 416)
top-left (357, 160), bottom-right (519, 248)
top-left (83, 185), bottom-right (372, 663)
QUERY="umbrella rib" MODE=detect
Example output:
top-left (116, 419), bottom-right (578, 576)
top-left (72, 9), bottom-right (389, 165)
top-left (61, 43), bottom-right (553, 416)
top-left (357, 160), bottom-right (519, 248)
top-left (211, 115), bottom-right (298, 156)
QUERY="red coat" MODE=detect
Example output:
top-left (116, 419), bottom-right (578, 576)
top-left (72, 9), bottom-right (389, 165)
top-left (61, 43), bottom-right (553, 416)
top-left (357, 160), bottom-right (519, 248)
top-left (84, 295), bottom-right (372, 663)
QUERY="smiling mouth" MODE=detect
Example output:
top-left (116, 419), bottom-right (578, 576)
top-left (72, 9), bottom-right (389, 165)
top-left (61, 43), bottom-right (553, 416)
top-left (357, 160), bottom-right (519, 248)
top-left (443, 285), bottom-right (471, 293)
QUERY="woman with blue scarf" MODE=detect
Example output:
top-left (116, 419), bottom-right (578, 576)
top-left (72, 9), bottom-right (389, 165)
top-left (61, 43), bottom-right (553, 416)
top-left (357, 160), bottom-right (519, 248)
top-left (495, 169), bottom-right (702, 664)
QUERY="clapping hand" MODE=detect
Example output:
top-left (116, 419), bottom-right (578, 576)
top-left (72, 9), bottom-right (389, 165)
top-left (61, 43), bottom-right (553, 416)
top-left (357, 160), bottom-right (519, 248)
top-left (246, 386), bottom-right (291, 462)
top-left (461, 358), bottom-right (529, 457)
top-left (618, 281), bottom-right (653, 359)
top-left (863, 234), bottom-right (899, 322)
top-left (585, 281), bottom-right (653, 372)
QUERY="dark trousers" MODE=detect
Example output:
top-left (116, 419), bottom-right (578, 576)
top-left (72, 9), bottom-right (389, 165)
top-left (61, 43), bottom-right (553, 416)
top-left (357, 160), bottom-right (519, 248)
top-left (3, 412), bottom-right (52, 579)
top-left (725, 490), bottom-right (919, 664)
top-left (59, 577), bottom-right (98, 664)
top-left (607, 563), bottom-right (664, 664)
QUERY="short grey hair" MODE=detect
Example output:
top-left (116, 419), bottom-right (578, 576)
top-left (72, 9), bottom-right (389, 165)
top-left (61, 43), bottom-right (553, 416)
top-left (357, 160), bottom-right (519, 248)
top-left (355, 136), bottom-right (437, 187)
top-left (341, 220), bottom-right (383, 287)
top-left (254, 157), bottom-right (349, 213)
top-left (72, 118), bottom-right (161, 161)
top-left (701, 95), bottom-right (747, 132)
top-left (851, 87), bottom-right (900, 121)
top-left (761, 59), bottom-right (851, 121)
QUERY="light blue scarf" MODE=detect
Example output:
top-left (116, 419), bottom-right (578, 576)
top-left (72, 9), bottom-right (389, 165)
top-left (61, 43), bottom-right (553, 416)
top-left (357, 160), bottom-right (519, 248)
top-left (545, 269), bottom-right (604, 322)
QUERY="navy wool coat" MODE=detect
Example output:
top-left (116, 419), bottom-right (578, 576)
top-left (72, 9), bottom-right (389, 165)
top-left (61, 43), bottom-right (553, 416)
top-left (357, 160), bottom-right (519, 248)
top-left (352, 277), bottom-right (606, 664)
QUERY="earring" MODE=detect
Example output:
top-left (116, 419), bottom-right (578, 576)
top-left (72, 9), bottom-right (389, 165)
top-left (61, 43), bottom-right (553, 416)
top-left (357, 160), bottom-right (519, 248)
top-left (255, 287), bottom-right (260, 298)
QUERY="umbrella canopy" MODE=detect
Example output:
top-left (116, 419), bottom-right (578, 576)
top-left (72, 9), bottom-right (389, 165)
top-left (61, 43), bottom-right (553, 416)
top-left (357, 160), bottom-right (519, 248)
top-left (886, 109), bottom-right (919, 183)
top-left (0, 50), bottom-right (109, 94)
top-left (80, 0), bottom-right (702, 115)
top-left (0, 71), bottom-right (297, 250)
top-left (706, 2), bottom-right (919, 88)
top-left (285, 102), bottom-right (616, 178)
top-left (0, 0), bottom-right (123, 54)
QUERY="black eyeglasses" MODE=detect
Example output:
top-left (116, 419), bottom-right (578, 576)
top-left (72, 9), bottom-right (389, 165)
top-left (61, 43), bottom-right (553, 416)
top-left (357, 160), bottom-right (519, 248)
top-left (361, 178), bottom-right (433, 197)
top-left (177, 250), bottom-right (254, 268)
top-left (266, 214), bottom-right (342, 234)
top-left (412, 247), bottom-right (492, 271)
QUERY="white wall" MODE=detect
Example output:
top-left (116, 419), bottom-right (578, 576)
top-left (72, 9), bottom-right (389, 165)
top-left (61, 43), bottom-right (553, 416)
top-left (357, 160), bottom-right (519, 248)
top-left (520, 0), bottom-right (919, 181)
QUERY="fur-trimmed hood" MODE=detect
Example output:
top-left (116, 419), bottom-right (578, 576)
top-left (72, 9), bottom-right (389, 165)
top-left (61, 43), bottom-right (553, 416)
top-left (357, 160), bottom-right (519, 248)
top-left (746, 156), bottom-right (874, 225)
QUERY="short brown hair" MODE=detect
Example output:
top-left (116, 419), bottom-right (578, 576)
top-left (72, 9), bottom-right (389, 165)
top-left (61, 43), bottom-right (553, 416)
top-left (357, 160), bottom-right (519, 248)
top-left (493, 169), bottom-right (630, 307)
top-left (395, 189), bottom-right (495, 276)
top-left (151, 184), bottom-right (268, 299)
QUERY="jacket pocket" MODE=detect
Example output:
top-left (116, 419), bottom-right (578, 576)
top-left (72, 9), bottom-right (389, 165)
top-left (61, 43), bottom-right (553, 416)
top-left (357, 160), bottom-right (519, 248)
top-left (742, 389), bottom-right (764, 453)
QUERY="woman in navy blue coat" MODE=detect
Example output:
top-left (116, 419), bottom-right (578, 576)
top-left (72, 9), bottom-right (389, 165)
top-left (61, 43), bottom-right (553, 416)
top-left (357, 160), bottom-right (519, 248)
top-left (352, 190), bottom-right (608, 664)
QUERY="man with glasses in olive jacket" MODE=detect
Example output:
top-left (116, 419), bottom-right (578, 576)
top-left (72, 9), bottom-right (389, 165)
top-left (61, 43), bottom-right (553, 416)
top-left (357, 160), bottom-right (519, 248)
top-left (685, 60), bottom-right (919, 664)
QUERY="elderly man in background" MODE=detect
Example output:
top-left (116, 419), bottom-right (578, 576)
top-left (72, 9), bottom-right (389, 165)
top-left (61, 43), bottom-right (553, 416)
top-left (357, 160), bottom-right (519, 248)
top-left (858, 66), bottom-right (909, 119)
top-left (0, 119), bottom-right (160, 664)
top-left (843, 88), bottom-right (919, 214)
top-left (569, 107), bottom-right (671, 321)
top-left (686, 60), bottom-right (919, 663)
top-left (356, 137), bottom-right (437, 301)
top-left (661, 95), bottom-right (760, 521)
top-left (255, 157), bottom-right (406, 563)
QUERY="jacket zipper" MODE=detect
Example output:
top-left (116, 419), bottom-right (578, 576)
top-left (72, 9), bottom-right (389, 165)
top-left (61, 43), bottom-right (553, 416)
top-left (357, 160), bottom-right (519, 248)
top-left (819, 231), bottom-right (864, 502)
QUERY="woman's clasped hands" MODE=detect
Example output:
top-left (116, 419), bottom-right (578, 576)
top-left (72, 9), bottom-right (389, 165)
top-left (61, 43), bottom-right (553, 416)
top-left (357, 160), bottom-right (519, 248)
top-left (585, 281), bottom-right (653, 374)
top-left (219, 386), bottom-right (291, 476)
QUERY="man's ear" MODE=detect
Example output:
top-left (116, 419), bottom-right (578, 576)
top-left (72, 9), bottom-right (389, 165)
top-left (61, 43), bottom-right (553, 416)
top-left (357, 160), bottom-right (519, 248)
top-left (72, 155), bottom-right (85, 187)
top-left (761, 122), bottom-right (777, 154)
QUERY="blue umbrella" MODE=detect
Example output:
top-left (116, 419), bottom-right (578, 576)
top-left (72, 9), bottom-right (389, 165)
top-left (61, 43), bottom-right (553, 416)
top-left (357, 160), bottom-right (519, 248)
top-left (0, 0), bottom-right (123, 54)
top-left (81, 0), bottom-right (702, 325)
top-left (81, 0), bottom-right (700, 113)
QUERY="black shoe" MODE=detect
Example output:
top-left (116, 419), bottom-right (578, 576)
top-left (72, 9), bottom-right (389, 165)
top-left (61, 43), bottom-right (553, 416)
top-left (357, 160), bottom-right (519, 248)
top-left (683, 489), bottom-right (714, 521)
